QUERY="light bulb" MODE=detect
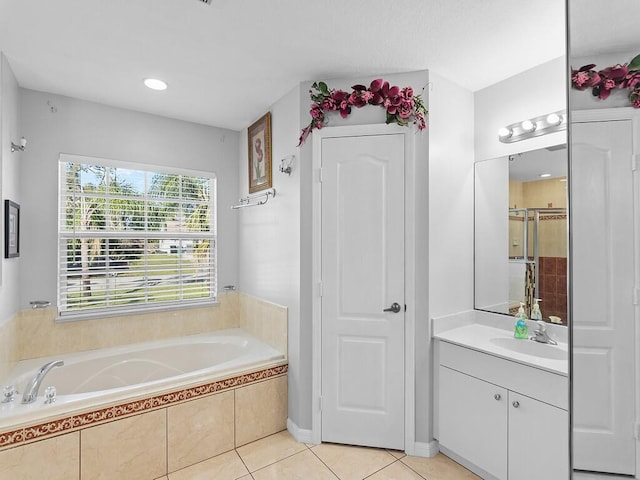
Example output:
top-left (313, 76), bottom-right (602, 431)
top-left (539, 173), bottom-right (551, 178)
top-left (143, 78), bottom-right (168, 91)
top-left (546, 113), bottom-right (562, 126)
top-left (521, 120), bottom-right (536, 132)
top-left (498, 127), bottom-right (512, 138)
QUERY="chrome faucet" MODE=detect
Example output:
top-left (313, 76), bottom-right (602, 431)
top-left (531, 321), bottom-right (557, 345)
top-left (21, 360), bottom-right (64, 404)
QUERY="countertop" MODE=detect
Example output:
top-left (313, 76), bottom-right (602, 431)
top-left (434, 322), bottom-right (568, 377)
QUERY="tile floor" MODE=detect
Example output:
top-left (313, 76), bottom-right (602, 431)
top-left (158, 430), bottom-right (481, 480)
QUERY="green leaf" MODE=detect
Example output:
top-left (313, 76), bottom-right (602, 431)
top-left (318, 82), bottom-right (329, 94)
top-left (628, 53), bottom-right (640, 71)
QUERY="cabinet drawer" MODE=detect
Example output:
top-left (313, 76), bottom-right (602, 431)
top-left (438, 340), bottom-right (568, 410)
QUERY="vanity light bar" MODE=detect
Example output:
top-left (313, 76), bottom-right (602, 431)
top-left (498, 110), bottom-right (566, 143)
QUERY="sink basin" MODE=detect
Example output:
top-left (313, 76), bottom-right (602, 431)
top-left (490, 337), bottom-right (567, 360)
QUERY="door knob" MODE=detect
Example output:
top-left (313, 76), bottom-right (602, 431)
top-left (383, 303), bottom-right (401, 313)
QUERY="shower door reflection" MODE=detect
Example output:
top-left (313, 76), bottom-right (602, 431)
top-left (508, 209), bottom-right (568, 323)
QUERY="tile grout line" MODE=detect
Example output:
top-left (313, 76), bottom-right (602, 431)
top-left (358, 452), bottom-right (402, 479)
top-left (235, 430), bottom-right (306, 476)
top-left (249, 448), bottom-right (317, 478)
top-left (306, 446), bottom-right (342, 480)
top-left (397, 457), bottom-right (429, 480)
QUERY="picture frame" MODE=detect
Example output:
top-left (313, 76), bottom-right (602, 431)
top-left (4, 200), bottom-right (20, 258)
top-left (247, 112), bottom-right (272, 193)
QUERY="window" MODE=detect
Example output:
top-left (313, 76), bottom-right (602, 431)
top-left (58, 154), bottom-right (216, 319)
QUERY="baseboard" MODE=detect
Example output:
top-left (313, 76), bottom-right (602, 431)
top-left (409, 440), bottom-right (439, 458)
top-left (287, 418), bottom-right (315, 444)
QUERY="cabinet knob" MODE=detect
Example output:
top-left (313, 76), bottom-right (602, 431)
top-left (494, 393), bottom-right (501, 401)
top-left (512, 400), bottom-right (520, 408)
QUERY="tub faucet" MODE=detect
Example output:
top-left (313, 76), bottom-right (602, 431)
top-left (21, 360), bottom-right (64, 404)
top-left (531, 321), bottom-right (557, 345)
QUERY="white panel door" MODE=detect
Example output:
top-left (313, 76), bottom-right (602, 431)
top-left (572, 119), bottom-right (636, 475)
top-left (321, 132), bottom-right (405, 449)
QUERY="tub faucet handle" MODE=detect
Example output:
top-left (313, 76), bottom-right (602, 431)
top-left (2, 385), bottom-right (17, 403)
top-left (44, 386), bottom-right (57, 404)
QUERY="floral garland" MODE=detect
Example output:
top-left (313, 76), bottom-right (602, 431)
top-left (571, 54), bottom-right (640, 107)
top-left (298, 79), bottom-right (427, 146)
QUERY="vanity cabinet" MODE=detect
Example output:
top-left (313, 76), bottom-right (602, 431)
top-left (437, 340), bottom-right (568, 480)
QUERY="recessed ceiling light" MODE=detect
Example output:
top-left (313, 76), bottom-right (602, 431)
top-left (144, 78), bottom-right (168, 91)
top-left (539, 173), bottom-right (551, 178)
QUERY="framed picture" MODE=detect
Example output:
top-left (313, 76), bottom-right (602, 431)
top-left (4, 200), bottom-right (20, 258)
top-left (247, 112), bottom-right (272, 193)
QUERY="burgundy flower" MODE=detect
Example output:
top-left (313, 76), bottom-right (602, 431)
top-left (348, 91), bottom-right (367, 108)
top-left (370, 79), bottom-right (383, 93)
top-left (298, 78), bottom-right (428, 146)
top-left (599, 64), bottom-right (629, 81)
top-left (332, 90), bottom-right (349, 103)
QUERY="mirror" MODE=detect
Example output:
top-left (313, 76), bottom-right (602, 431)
top-left (475, 145), bottom-right (568, 324)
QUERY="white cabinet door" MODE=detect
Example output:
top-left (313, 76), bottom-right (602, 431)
top-left (508, 392), bottom-right (569, 480)
top-left (439, 366), bottom-right (508, 479)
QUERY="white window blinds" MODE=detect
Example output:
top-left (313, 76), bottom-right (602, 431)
top-left (58, 154), bottom-right (216, 319)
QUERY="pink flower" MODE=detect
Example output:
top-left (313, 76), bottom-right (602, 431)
top-left (310, 103), bottom-right (323, 119)
top-left (622, 73), bottom-right (640, 89)
top-left (603, 79), bottom-right (616, 90)
top-left (361, 91), bottom-right (374, 102)
top-left (401, 87), bottom-right (414, 99)
top-left (321, 98), bottom-right (337, 111)
top-left (398, 100), bottom-right (413, 119)
top-left (634, 99), bottom-right (640, 108)
top-left (332, 90), bottom-right (349, 103)
top-left (572, 71), bottom-right (590, 88)
top-left (315, 121), bottom-right (323, 129)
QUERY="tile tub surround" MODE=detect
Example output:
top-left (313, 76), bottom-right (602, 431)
top-left (238, 292), bottom-right (288, 356)
top-left (0, 369), bottom-right (287, 479)
top-left (13, 291), bottom-right (288, 363)
top-left (15, 292), bottom-right (240, 361)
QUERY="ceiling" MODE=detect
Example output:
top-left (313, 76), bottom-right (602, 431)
top-left (0, 0), bottom-right (570, 131)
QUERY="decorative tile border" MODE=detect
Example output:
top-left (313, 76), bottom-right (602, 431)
top-left (1, 363), bottom-right (287, 450)
top-left (509, 214), bottom-right (567, 222)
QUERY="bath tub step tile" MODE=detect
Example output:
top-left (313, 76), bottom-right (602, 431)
top-left (167, 390), bottom-right (235, 472)
top-left (81, 409), bottom-right (166, 480)
top-left (235, 375), bottom-right (287, 447)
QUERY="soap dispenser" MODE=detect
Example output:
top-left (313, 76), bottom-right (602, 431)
top-left (531, 299), bottom-right (543, 321)
top-left (514, 302), bottom-right (528, 339)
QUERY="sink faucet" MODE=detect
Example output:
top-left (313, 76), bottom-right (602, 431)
top-left (21, 360), bottom-right (64, 404)
top-left (531, 321), bottom-right (557, 345)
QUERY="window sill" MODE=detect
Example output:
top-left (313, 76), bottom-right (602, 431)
top-left (55, 299), bottom-right (220, 323)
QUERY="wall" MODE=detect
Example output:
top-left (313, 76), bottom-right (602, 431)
top-left (0, 53), bottom-right (21, 378)
top-left (475, 56), bottom-right (567, 161)
top-left (18, 88), bottom-right (240, 309)
top-left (237, 85), bottom-right (302, 426)
top-left (425, 71), bottom-right (475, 442)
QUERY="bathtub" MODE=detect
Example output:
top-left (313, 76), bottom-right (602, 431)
top-left (0, 328), bottom-right (285, 430)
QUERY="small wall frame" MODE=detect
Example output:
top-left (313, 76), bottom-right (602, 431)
top-left (247, 112), bottom-right (272, 193)
top-left (4, 200), bottom-right (20, 258)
